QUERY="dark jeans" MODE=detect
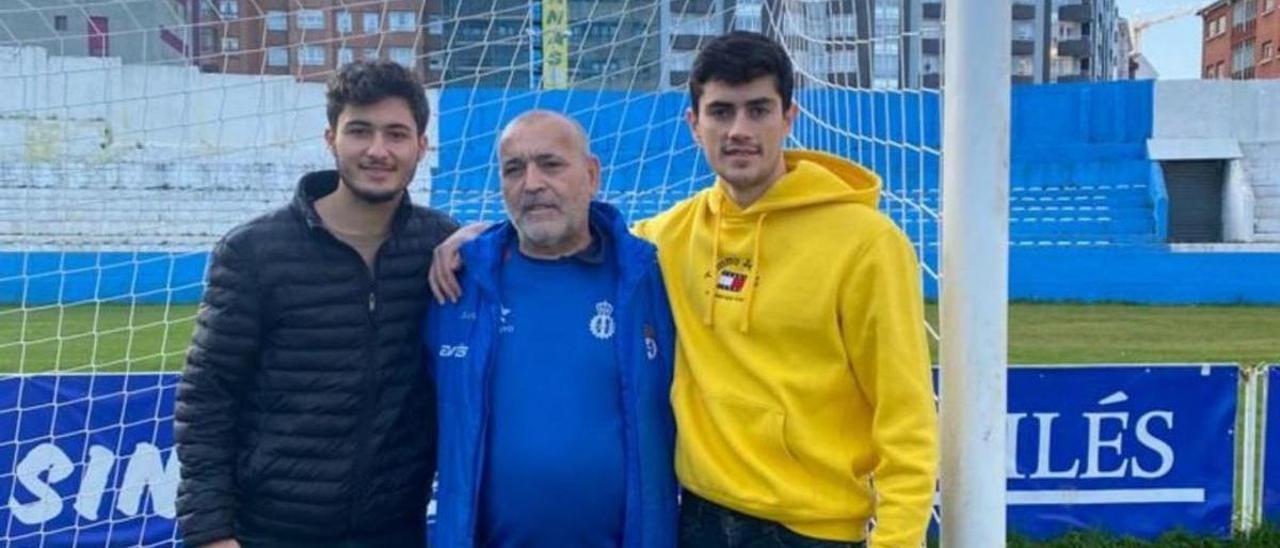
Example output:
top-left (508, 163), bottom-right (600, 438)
top-left (679, 492), bottom-right (866, 548)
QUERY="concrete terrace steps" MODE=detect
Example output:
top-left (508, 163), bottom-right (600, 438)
top-left (1255, 184), bottom-right (1280, 199)
top-left (1260, 196), bottom-right (1280, 218)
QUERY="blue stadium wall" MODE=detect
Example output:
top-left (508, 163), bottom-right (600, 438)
top-left (4, 81), bottom-right (1279, 305)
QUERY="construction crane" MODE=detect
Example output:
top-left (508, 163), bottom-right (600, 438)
top-left (1128, 3), bottom-right (1202, 55)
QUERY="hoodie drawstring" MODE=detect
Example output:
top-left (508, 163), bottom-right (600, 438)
top-left (702, 193), bottom-right (766, 333)
top-left (739, 212), bottom-right (767, 333)
top-left (702, 197), bottom-right (723, 326)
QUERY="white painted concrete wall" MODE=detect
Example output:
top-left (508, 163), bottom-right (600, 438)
top-left (0, 47), bottom-right (439, 251)
top-left (1153, 80), bottom-right (1280, 143)
top-left (1223, 159), bottom-right (1255, 243)
top-left (1152, 80), bottom-right (1280, 243)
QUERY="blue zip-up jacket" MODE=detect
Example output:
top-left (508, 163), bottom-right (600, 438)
top-left (426, 201), bottom-right (678, 548)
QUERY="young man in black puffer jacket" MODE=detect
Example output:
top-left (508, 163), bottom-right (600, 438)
top-left (175, 60), bottom-right (457, 548)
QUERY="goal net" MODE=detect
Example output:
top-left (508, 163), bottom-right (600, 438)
top-left (0, 0), bottom-right (940, 545)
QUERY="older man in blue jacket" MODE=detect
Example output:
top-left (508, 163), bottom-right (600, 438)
top-left (425, 110), bottom-right (677, 548)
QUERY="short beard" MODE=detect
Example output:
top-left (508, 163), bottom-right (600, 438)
top-left (336, 160), bottom-right (415, 205)
top-left (513, 216), bottom-right (588, 256)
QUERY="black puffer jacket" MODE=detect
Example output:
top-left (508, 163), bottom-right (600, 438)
top-left (175, 171), bottom-right (457, 546)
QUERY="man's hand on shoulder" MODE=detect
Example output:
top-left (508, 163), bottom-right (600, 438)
top-left (429, 222), bottom-right (490, 304)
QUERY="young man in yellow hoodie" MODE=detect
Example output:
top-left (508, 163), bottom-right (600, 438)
top-left (632, 31), bottom-right (937, 548)
top-left (429, 31), bottom-right (937, 548)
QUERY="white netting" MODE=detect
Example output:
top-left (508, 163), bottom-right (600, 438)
top-left (0, 1), bottom-right (941, 545)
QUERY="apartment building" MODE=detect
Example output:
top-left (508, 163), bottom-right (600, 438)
top-left (1201, 0), bottom-right (1280, 80)
top-left (0, 0), bottom-right (187, 64)
top-left (195, 0), bottom-right (427, 82)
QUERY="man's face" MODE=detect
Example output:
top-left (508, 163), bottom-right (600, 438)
top-left (325, 96), bottom-right (426, 204)
top-left (687, 75), bottom-right (796, 197)
top-left (498, 117), bottom-right (600, 252)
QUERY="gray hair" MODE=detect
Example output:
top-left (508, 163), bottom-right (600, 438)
top-left (496, 109), bottom-right (592, 160)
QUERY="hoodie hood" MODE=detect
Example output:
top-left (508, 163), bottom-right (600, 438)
top-left (700, 150), bottom-right (881, 332)
top-left (707, 149), bottom-right (881, 216)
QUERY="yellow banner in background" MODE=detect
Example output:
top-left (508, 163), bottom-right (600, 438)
top-left (542, 0), bottom-right (569, 89)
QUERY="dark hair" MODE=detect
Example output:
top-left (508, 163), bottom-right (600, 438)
top-left (689, 31), bottom-right (794, 112)
top-left (326, 60), bottom-right (429, 135)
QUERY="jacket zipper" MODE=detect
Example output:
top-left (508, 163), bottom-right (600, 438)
top-left (319, 226), bottom-right (384, 533)
top-left (467, 300), bottom-right (498, 544)
top-left (349, 253), bottom-right (382, 532)
top-left (615, 284), bottom-right (641, 547)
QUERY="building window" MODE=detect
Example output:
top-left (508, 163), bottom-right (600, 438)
top-left (1205, 64), bottom-right (1215, 78)
top-left (1053, 56), bottom-right (1077, 76)
top-left (221, 37), bottom-right (239, 52)
top-left (427, 15), bottom-right (444, 34)
top-left (297, 9), bottom-right (325, 30)
top-left (53, 15), bottom-right (67, 31)
top-left (1263, 41), bottom-right (1275, 60)
top-left (1232, 39), bottom-right (1256, 74)
top-left (494, 21), bottom-right (521, 37)
top-left (874, 1), bottom-right (901, 40)
top-left (390, 47), bottom-right (415, 67)
top-left (921, 19), bottom-right (942, 40)
top-left (298, 45), bottom-right (326, 66)
top-left (1267, 0), bottom-right (1277, 13)
top-left (831, 50), bottom-right (857, 73)
top-left (668, 50), bottom-right (696, 72)
top-left (389, 11), bottom-right (416, 32)
top-left (363, 12), bottom-right (380, 33)
top-left (218, 0), bottom-right (238, 18)
top-left (583, 21), bottom-right (618, 39)
top-left (87, 16), bottom-right (109, 57)
top-left (1058, 21), bottom-right (1081, 40)
top-left (734, 3), bottom-right (762, 32)
top-left (1234, 0), bottom-right (1258, 27)
top-left (873, 53), bottom-right (898, 84)
top-left (1013, 20), bottom-right (1034, 41)
top-left (460, 21), bottom-right (486, 39)
top-left (922, 54), bottom-right (940, 74)
top-left (338, 47), bottom-right (354, 64)
top-left (832, 14), bottom-right (857, 38)
top-left (267, 46), bottom-right (288, 66)
top-left (1013, 55), bottom-right (1034, 77)
top-left (266, 10), bottom-right (287, 31)
top-left (337, 11), bottom-right (353, 34)
top-left (673, 14), bottom-right (718, 35)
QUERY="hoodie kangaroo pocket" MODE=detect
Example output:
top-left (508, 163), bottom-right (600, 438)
top-left (676, 386), bottom-right (830, 515)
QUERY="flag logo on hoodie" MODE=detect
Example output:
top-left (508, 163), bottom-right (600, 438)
top-left (717, 270), bottom-right (748, 293)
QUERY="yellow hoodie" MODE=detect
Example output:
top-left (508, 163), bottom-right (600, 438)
top-left (633, 150), bottom-right (937, 546)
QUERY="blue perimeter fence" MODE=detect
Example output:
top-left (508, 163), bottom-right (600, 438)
top-left (2, 363), bottom-right (1273, 545)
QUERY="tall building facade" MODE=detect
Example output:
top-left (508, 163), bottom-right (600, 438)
top-left (739, 0), bottom-right (1128, 89)
top-left (425, 0), bottom-right (662, 89)
top-left (922, 0), bottom-right (1128, 87)
top-left (197, 0), bottom-right (428, 82)
top-left (1201, 0), bottom-right (1280, 80)
top-left (4, 0), bottom-right (1132, 90)
top-left (0, 0), bottom-right (188, 64)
